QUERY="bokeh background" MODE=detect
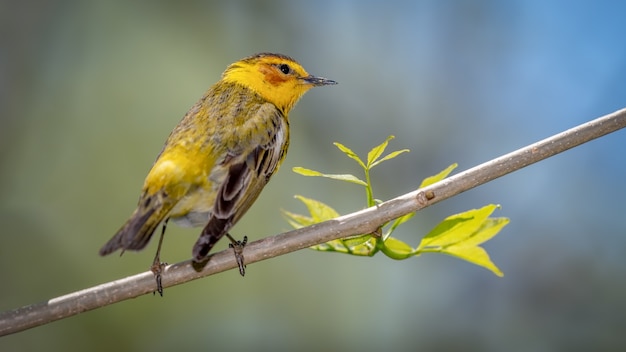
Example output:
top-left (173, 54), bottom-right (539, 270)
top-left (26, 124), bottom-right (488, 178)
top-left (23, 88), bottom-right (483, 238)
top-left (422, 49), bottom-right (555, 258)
top-left (2, 1), bottom-right (625, 351)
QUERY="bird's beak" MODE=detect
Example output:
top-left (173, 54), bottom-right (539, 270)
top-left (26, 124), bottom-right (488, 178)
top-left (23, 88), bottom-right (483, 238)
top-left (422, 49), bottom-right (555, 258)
top-left (301, 75), bottom-right (338, 86)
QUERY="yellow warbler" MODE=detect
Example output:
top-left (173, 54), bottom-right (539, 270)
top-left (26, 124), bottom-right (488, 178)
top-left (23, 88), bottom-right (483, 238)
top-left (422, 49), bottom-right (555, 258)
top-left (99, 53), bottom-right (336, 293)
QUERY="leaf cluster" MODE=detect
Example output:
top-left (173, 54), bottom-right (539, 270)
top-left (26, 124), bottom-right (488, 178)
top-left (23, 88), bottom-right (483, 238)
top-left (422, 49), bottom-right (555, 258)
top-left (283, 136), bottom-right (508, 276)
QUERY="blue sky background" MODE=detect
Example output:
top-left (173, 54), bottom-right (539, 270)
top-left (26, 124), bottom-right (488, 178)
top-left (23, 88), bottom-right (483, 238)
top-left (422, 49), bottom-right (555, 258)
top-left (1, 1), bottom-right (625, 351)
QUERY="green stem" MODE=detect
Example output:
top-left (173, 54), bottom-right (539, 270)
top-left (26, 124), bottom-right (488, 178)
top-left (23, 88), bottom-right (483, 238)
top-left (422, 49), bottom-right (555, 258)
top-left (364, 167), bottom-right (374, 207)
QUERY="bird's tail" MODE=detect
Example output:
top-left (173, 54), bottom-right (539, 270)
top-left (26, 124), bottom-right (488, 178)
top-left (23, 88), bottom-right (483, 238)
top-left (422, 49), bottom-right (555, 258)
top-left (99, 192), bottom-right (171, 256)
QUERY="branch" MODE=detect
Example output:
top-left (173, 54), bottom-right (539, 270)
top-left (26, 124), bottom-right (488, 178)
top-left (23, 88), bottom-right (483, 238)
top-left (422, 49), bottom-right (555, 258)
top-left (2, 107), bottom-right (626, 336)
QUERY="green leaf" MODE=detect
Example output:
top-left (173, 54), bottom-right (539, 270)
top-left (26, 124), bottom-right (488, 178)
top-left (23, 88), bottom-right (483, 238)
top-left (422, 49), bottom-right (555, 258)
top-left (341, 234), bottom-right (374, 247)
top-left (369, 149), bottom-right (410, 168)
top-left (442, 245), bottom-right (504, 277)
top-left (344, 237), bottom-right (378, 256)
top-left (380, 237), bottom-right (416, 260)
top-left (292, 167), bottom-right (324, 177)
top-left (293, 195), bottom-right (340, 223)
top-left (281, 210), bottom-right (314, 229)
top-left (311, 240), bottom-right (350, 253)
top-left (366, 135), bottom-right (395, 168)
top-left (292, 167), bottom-right (367, 186)
top-left (310, 237), bottom-right (377, 256)
top-left (419, 204), bottom-right (498, 249)
top-left (416, 204), bottom-right (507, 277)
top-left (334, 142), bottom-right (366, 169)
top-left (419, 163), bottom-right (458, 188)
top-left (459, 217), bottom-right (510, 247)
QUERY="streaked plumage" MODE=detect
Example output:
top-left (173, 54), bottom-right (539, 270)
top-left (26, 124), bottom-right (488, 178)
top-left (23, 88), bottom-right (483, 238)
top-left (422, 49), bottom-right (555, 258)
top-left (99, 53), bottom-right (336, 271)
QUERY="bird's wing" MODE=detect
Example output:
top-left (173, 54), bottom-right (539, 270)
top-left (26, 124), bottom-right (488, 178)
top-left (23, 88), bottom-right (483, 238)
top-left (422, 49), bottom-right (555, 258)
top-left (192, 103), bottom-right (288, 260)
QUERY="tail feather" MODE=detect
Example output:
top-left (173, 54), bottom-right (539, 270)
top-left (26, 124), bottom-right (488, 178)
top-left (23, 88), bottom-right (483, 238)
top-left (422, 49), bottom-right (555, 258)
top-left (99, 209), bottom-right (158, 256)
top-left (192, 217), bottom-right (230, 262)
top-left (100, 192), bottom-right (171, 256)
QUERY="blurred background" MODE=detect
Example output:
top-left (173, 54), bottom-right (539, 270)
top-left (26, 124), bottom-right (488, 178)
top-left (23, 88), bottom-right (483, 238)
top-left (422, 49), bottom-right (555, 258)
top-left (1, 1), bottom-right (625, 351)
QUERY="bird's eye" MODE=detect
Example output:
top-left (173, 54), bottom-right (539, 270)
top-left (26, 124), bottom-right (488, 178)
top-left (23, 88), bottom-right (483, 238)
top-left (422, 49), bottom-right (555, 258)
top-left (279, 64), bottom-right (291, 74)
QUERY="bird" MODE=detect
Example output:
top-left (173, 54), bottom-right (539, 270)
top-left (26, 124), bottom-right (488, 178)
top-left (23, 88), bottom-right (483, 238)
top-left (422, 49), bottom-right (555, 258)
top-left (99, 53), bottom-right (336, 294)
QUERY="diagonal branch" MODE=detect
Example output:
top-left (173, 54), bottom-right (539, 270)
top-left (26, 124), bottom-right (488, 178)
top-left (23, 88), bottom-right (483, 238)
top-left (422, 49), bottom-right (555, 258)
top-left (1, 107), bottom-right (626, 336)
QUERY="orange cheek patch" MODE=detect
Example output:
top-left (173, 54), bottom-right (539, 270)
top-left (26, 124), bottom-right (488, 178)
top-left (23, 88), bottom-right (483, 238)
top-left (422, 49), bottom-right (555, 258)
top-left (259, 65), bottom-right (288, 86)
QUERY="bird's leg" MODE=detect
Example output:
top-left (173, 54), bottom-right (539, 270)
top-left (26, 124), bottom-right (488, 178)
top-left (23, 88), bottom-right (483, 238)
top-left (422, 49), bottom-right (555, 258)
top-left (226, 233), bottom-right (247, 276)
top-left (151, 218), bottom-right (169, 296)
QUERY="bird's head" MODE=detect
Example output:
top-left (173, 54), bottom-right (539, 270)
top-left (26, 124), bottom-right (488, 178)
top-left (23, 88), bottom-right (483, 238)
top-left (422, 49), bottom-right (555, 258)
top-left (222, 53), bottom-right (337, 114)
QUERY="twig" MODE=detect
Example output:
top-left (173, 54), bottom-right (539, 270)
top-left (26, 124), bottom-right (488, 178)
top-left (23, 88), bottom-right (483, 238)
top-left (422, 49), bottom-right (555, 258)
top-left (1, 107), bottom-right (625, 336)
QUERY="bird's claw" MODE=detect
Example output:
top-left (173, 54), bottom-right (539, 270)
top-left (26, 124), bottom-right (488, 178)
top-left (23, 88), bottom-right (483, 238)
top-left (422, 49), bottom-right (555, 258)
top-left (228, 235), bottom-right (247, 276)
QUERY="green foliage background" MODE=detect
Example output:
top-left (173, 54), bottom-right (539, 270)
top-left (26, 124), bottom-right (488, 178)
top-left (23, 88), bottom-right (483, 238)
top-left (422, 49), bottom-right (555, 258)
top-left (2, 1), bottom-right (626, 351)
